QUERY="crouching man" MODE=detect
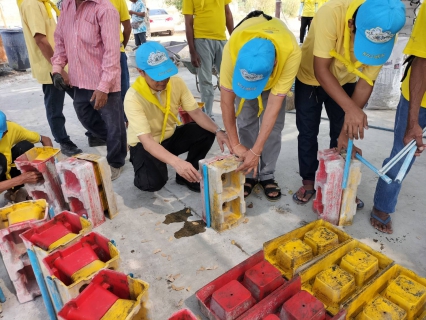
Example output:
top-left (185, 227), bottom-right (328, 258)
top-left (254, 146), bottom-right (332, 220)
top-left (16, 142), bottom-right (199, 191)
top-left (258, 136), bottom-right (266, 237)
top-left (125, 42), bottom-right (231, 192)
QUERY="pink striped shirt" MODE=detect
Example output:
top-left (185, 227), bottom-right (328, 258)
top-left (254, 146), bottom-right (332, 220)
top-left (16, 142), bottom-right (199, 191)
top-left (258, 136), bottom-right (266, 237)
top-left (52, 0), bottom-right (121, 93)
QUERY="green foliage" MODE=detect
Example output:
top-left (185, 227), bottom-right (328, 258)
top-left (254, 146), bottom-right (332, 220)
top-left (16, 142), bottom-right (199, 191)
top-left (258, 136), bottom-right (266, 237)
top-left (165, 0), bottom-right (184, 11)
top-left (282, 0), bottom-right (299, 18)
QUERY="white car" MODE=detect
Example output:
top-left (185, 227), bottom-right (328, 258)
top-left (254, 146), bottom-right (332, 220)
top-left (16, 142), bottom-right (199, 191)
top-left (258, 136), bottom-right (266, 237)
top-left (149, 8), bottom-right (175, 36)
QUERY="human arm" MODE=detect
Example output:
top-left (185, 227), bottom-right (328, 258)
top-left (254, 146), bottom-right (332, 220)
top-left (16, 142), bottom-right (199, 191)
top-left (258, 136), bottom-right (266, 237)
top-left (299, 2), bottom-right (304, 20)
top-left (225, 4), bottom-right (234, 35)
top-left (129, 10), bottom-right (145, 17)
top-left (184, 15), bottom-right (200, 68)
top-left (404, 57), bottom-right (426, 156)
top-left (187, 108), bottom-right (231, 152)
top-left (122, 19), bottom-right (131, 48)
top-left (139, 133), bottom-right (201, 182)
top-left (34, 33), bottom-right (54, 64)
top-left (40, 135), bottom-right (53, 147)
top-left (0, 172), bottom-right (43, 193)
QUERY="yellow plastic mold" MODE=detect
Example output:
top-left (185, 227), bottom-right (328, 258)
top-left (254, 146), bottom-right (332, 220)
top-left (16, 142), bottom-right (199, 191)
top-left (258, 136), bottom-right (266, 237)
top-left (101, 299), bottom-right (138, 320)
top-left (300, 240), bottom-right (393, 315)
top-left (23, 146), bottom-right (61, 162)
top-left (264, 219), bottom-right (352, 279)
top-left (304, 226), bottom-right (339, 255)
top-left (0, 199), bottom-right (47, 229)
top-left (357, 295), bottom-right (407, 320)
top-left (276, 238), bottom-right (313, 270)
top-left (340, 247), bottom-right (379, 287)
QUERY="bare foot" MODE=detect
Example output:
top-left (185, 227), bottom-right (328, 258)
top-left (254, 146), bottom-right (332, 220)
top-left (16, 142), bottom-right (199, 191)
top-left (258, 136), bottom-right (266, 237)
top-left (370, 207), bottom-right (393, 234)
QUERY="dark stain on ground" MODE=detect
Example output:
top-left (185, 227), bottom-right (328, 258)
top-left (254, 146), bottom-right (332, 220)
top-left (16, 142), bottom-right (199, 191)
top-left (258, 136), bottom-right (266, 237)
top-left (163, 208), bottom-right (193, 224)
top-left (174, 220), bottom-right (206, 239)
top-left (298, 220), bottom-right (309, 227)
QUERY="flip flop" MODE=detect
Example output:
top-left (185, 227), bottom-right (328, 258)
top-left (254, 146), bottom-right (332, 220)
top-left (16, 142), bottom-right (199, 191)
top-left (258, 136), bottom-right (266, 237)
top-left (370, 211), bottom-right (392, 234)
top-left (356, 197), bottom-right (364, 210)
top-left (292, 186), bottom-right (316, 205)
top-left (244, 178), bottom-right (258, 198)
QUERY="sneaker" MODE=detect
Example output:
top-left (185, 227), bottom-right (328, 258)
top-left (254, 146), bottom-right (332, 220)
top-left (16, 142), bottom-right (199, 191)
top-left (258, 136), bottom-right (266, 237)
top-left (176, 174), bottom-right (200, 192)
top-left (88, 136), bottom-right (106, 147)
top-left (110, 166), bottom-right (123, 181)
top-left (60, 141), bottom-right (82, 157)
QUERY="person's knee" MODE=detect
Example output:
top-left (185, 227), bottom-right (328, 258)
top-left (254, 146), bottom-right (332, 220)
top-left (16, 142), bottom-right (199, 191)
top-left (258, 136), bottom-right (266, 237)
top-left (14, 141), bottom-right (34, 155)
top-left (134, 177), bottom-right (166, 192)
top-left (0, 153), bottom-right (7, 178)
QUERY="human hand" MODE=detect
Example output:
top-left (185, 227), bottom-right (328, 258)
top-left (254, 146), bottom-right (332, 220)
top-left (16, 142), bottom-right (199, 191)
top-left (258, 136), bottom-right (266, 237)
top-left (51, 72), bottom-right (71, 91)
top-left (236, 149), bottom-right (260, 177)
top-left (173, 159), bottom-right (202, 183)
top-left (20, 171), bottom-right (43, 185)
top-left (298, 15), bottom-right (301, 21)
top-left (343, 107), bottom-right (368, 140)
top-left (90, 90), bottom-right (108, 110)
top-left (216, 131), bottom-right (231, 153)
top-left (190, 51), bottom-right (201, 68)
top-left (404, 123), bottom-right (426, 156)
top-left (40, 135), bottom-right (53, 147)
top-left (232, 144), bottom-right (249, 160)
top-left (337, 132), bottom-right (362, 158)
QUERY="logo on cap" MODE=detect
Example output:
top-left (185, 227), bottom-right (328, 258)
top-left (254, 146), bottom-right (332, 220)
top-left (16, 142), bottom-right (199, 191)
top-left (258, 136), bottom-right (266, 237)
top-left (240, 69), bottom-right (264, 82)
top-left (365, 27), bottom-right (394, 44)
top-left (147, 51), bottom-right (167, 66)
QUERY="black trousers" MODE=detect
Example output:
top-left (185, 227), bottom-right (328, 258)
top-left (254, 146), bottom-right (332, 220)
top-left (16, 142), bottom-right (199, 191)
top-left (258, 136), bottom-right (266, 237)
top-left (295, 78), bottom-right (356, 183)
top-left (300, 16), bottom-right (313, 43)
top-left (72, 87), bottom-right (127, 168)
top-left (0, 140), bottom-right (34, 188)
top-left (129, 123), bottom-right (215, 192)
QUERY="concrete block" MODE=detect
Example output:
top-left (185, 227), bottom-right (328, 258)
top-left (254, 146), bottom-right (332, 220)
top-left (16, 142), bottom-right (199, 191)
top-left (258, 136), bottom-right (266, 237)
top-left (14, 147), bottom-right (67, 214)
top-left (169, 308), bottom-right (199, 320)
top-left (242, 260), bottom-right (285, 301)
top-left (43, 232), bottom-right (120, 307)
top-left (313, 149), bottom-right (344, 225)
top-left (339, 160), bottom-right (362, 226)
top-left (280, 290), bottom-right (326, 320)
top-left (56, 157), bottom-right (105, 227)
top-left (58, 269), bottom-right (150, 320)
top-left (210, 280), bottom-right (255, 320)
top-left (74, 153), bottom-right (118, 220)
top-left (0, 199), bottom-right (49, 303)
top-left (199, 155), bottom-right (245, 232)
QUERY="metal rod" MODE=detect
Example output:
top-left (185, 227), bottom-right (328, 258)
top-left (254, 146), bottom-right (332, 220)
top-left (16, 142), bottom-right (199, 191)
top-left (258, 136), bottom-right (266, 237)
top-left (202, 164), bottom-right (211, 228)
top-left (0, 285), bottom-right (5, 303)
top-left (27, 249), bottom-right (57, 320)
top-left (355, 153), bottom-right (392, 184)
top-left (395, 145), bottom-right (416, 183)
top-left (342, 139), bottom-right (353, 189)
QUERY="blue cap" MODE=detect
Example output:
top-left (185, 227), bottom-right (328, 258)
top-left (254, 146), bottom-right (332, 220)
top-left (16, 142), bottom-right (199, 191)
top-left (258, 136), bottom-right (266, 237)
top-left (135, 42), bottom-right (178, 81)
top-left (354, 0), bottom-right (406, 66)
top-left (0, 111), bottom-right (6, 139)
top-left (232, 38), bottom-right (275, 100)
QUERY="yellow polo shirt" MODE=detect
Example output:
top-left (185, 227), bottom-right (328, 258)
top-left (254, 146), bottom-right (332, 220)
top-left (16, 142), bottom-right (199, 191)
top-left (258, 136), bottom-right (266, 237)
top-left (297, 0), bottom-right (381, 86)
top-left (220, 16), bottom-right (301, 97)
top-left (0, 122), bottom-right (40, 179)
top-left (124, 76), bottom-right (199, 146)
top-left (109, 0), bottom-right (131, 53)
top-left (401, 3), bottom-right (426, 108)
top-left (182, 0), bottom-right (232, 40)
top-left (317, 0), bottom-right (328, 10)
top-left (18, 0), bottom-right (56, 84)
top-left (301, 0), bottom-right (317, 17)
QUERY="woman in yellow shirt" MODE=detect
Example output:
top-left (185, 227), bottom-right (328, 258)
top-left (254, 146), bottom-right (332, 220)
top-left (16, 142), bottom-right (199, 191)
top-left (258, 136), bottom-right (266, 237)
top-left (298, 0), bottom-right (317, 43)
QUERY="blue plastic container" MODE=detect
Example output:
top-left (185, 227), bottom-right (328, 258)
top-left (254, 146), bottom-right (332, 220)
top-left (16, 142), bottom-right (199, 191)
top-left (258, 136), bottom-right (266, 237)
top-left (0, 28), bottom-right (30, 71)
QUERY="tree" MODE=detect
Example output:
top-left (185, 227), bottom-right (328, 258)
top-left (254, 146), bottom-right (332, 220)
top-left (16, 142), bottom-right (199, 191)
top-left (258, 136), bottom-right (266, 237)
top-left (165, 0), bottom-right (183, 11)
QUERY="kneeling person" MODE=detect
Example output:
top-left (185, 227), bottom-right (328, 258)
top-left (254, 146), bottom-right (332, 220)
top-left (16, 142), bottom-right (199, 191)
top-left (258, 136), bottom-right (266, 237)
top-left (125, 42), bottom-right (230, 192)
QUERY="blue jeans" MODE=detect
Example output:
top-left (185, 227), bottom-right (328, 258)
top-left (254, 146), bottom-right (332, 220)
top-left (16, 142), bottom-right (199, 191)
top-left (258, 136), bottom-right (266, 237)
top-left (373, 95), bottom-right (426, 214)
top-left (134, 32), bottom-right (146, 46)
top-left (72, 88), bottom-right (127, 168)
top-left (42, 84), bottom-right (70, 144)
top-left (120, 52), bottom-right (130, 122)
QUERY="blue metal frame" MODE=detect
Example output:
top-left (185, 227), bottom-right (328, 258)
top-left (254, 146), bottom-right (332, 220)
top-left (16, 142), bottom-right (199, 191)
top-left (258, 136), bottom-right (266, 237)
top-left (202, 164), bottom-right (211, 228)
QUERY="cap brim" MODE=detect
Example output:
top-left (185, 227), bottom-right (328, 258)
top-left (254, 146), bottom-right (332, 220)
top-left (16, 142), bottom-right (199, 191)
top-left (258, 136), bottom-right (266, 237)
top-left (144, 59), bottom-right (178, 81)
top-left (232, 62), bottom-right (270, 100)
top-left (354, 32), bottom-right (394, 66)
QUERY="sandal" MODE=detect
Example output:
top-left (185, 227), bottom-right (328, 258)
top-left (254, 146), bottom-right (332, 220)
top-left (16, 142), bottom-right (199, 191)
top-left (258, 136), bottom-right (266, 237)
top-left (356, 197), bottom-right (364, 210)
top-left (370, 210), bottom-right (393, 234)
top-left (259, 179), bottom-right (282, 202)
top-left (293, 186), bottom-right (316, 205)
top-left (244, 178), bottom-right (258, 198)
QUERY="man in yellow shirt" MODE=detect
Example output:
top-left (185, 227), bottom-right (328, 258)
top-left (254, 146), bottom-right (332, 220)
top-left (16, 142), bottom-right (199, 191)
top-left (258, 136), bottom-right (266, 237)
top-left (183, 0), bottom-right (234, 118)
top-left (124, 43), bottom-right (230, 192)
top-left (0, 111), bottom-right (52, 202)
top-left (298, 0), bottom-right (317, 44)
top-left (220, 12), bottom-right (302, 201)
top-left (371, 3), bottom-right (426, 234)
top-left (109, 0), bottom-right (131, 124)
top-left (17, 0), bottom-right (82, 156)
top-left (293, 0), bottom-right (405, 205)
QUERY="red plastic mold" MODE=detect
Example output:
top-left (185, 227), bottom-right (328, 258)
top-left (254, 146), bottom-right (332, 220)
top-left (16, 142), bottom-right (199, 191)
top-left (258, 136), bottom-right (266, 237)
top-left (58, 269), bottom-right (134, 320)
top-left (263, 315), bottom-right (280, 320)
top-left (210, 280), bottom-right (255, 320)
top-left (169, 308), bottom-right (199, 320)
top-left (20, 211), bottom-right (85, 251)
top-left (280, 290), bottom-right (325, 320)
top-left (243, 260), bottom-right (285, 301)
top-left (43, 232), bottom-right (112, 285)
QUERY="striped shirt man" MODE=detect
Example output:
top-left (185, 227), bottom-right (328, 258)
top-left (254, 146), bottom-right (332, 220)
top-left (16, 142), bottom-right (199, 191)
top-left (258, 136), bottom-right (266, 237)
top-left (52, 0), bottom-right (121, 93)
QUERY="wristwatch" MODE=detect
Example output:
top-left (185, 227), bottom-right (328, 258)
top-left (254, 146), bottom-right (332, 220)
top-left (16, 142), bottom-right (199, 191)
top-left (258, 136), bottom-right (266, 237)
top-left (215, 127), bottom-right (226, 135)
